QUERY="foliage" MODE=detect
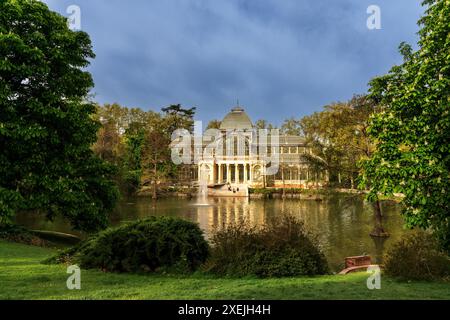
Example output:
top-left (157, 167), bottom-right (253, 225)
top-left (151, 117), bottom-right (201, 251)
top-left (254, 119), bottom-right (276, 130)
top-left (206, 119), bottom-right (221, 130)
top-left (359, 0), bottom-right (450, 251)
top-left (300, 95), bottom-right (377, 188)
top-left (46, 217), bottom-right (209, 273)
top-left (162, 104), bottom-right (196, 133)
top-left (248, 188), bottom-right (306, 195)
top-left (280, 117), bottom-right (302, 136)
top-left (205, 216), bottom-right (329, 277)
top-left (248, 188), bottom-right (281, 195)
top-left (384, 232), bottom-right (450, 281)
top-left (92, 103), bottom-right (196, 197)
top-left (142, 118), bottom-right (172, 199)
top-left (0, 0), bottom-right (119, 232)
top-left (121, 128), bottom-right (145, 194)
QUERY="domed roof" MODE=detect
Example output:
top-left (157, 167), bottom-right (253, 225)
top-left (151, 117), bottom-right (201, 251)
top-left (219, 107), bottom-right (253, 130)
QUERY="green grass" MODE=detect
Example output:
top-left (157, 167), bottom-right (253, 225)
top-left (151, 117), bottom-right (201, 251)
top-left (0, 240), bottom-right (449, 300)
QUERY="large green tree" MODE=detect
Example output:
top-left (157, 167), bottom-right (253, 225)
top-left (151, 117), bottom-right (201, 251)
top-left (0, 0), bottom-right (119, 232)
top-left (360, 0), bottom-right (450, 250)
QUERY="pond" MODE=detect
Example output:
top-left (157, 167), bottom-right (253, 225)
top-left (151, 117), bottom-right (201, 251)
top-left (15, 194), bottom-right (408, 271)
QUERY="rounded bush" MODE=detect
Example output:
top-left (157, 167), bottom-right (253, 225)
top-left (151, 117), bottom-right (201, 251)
top-left (205, 215), bottom-right (329, 277)
top-left (384, 231), bottom-right (450, 281)
top-left (48, 217), bottom-right (209, 273)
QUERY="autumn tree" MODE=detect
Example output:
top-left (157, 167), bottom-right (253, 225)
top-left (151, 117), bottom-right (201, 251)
top-left (140, 105), bottom-right (196, 198)
top-left (206, 119), bottom-right (221, 130)
top-left (255, 119), bottom-right (275, 130)
top-left (299, 95), bottom-right (376, 188)
top-left (280, 117), bottom-right (302, 136)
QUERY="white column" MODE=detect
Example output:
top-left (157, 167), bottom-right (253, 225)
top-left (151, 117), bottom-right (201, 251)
top-left (227, 164), bottom-right (231, 183)
top-left (218, 164), bottom-right (222, 183)
top-left (235, 164), bottom-right (239, 184)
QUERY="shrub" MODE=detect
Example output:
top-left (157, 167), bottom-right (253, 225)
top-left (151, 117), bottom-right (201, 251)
top-left (46, 217), bottom-right (209, 273)
top-left (205, 215), bottom-right (329, 277)
top-left (383, 231), bottom-right (450, 281)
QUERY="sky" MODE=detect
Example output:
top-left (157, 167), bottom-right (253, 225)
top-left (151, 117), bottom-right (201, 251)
top-left (43, 0), bottom-right (424, 126)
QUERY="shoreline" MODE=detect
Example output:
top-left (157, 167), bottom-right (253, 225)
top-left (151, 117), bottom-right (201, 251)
top-left (134, 186), bottom-right (404, 202)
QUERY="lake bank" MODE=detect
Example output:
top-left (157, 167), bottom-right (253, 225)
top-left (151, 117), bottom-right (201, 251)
top-left (135, 186), bottom-right (404, 200)
top-left (15, 195), bottom-right (408, 271)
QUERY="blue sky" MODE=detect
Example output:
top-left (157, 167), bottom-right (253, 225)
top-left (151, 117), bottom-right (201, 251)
top-left (43, 0), bottom-right (424, 125)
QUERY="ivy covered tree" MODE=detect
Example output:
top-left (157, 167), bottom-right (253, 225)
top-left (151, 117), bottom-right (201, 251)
top-left (0, 0), bottom-right (119, 232)
top-left (360, 0), bottom-right (450, 250)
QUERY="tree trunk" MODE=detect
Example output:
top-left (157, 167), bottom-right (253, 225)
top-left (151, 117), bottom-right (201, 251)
top-left (370, 199), bottom-right (389, 237)
top-left (152, 160), bottom-right (157, 200)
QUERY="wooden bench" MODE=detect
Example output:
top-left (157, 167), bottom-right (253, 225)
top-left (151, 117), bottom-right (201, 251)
top-left (338, 255), bottom-right (373, 274)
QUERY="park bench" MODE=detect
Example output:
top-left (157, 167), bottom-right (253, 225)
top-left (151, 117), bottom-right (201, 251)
top-left (338, 255), bottom-right (374, 274)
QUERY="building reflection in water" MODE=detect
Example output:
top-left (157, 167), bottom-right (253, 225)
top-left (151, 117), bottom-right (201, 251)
top-left (16, 195), bottom-right (408, 271)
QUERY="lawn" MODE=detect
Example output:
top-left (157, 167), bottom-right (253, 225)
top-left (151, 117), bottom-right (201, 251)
top-left (0, 240), bottom-right (449, 300)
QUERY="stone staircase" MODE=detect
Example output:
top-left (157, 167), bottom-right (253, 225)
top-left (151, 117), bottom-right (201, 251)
top-left (208, 183), bottom-right (248, 197)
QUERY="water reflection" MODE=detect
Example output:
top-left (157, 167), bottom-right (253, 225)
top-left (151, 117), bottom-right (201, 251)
top-left (15, 195), bottom-right (408, 271)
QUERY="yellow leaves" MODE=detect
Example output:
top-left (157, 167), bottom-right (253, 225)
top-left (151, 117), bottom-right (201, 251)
top-left (398, 144), bottom-right (411, 152)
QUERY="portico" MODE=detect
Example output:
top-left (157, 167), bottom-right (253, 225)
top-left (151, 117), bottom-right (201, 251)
top-left (198, 162), bottom-right (254, 185)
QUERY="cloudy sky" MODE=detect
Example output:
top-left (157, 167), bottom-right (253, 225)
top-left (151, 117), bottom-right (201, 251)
top-left (43, 0), bottom-right (424, 125)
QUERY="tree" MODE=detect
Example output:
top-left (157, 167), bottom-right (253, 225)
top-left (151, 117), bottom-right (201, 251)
top-left (162, 104), bottom-right (196, 134)
top-left (122, 127), bottom-right (145, 194)
top-left (159, 104), bottom-right (196, 184)
top-left (92, 118), bottom-right (122, 163)
top-left (255, 119), bottom-right (275, 130)
top-left (0, 0), bottom-right (119, 232)
top-left (299, 95), bottom-right (376, 189)
top-left (360, 0), bottom-right (450, 249)
top-left (281, 117), bottom-right (302, 136)
top-left (142, 124), bottom-right (171, 199)
top-left (206, 119), bottom-right (221, 130)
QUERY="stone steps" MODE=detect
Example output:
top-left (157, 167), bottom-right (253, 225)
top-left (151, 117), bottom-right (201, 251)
top-left (208, 184), bottom-right (248, 197)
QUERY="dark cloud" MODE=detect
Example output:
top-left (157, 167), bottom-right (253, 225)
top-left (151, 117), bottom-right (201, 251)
top-left (44, 0), bottom-right (423, 125)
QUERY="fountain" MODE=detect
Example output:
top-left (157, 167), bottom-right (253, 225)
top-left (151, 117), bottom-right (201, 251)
top-left (193, 167), bottom-right (211, 207)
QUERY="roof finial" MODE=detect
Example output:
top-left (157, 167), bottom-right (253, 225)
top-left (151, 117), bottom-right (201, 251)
top-left (232, 99), bottom-right (243, 112)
